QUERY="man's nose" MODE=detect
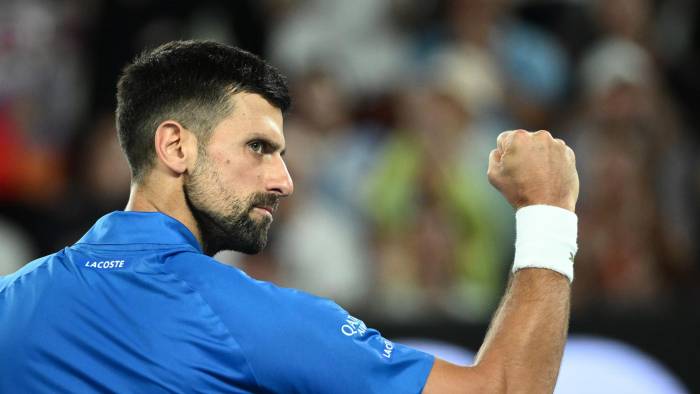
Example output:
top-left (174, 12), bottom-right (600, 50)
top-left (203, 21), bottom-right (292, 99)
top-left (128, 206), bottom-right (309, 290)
top-left (266, 155), bottom-right (294, 197)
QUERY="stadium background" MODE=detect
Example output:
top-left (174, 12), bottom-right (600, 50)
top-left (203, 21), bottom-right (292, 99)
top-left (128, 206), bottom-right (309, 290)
top-left (0, 0), bottom-right (698, 392)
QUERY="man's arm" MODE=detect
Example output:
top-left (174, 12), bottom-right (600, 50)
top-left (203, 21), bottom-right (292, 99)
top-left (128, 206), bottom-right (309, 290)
top-left (423, 129), bottom-right (579, 394)
top-left (424, 269), bottom-right (570, 393)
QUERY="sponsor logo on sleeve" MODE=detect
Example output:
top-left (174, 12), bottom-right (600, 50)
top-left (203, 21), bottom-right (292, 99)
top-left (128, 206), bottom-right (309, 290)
top-left (381, 339), bottom-right (394, 359)
top-left (340, 314), bottom-right (394, 359)
top-left (341, 315), bottom-right (368, 337)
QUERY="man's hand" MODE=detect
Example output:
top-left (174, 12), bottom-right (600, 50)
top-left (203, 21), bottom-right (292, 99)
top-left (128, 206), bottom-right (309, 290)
top-left (487, 129), bottom-right (578, 212)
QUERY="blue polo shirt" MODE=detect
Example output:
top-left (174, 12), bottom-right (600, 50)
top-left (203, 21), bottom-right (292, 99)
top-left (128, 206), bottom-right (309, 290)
top-left (0, 211), bottom-right (434, 393)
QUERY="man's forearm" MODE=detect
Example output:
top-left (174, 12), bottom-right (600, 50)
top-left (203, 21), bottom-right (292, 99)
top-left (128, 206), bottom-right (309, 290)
top-left (474, 268), bottom-right (571, 393)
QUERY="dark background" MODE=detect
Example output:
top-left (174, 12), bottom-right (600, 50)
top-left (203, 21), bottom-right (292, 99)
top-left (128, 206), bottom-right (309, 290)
top-left (1, 0), bottom-right (698, 391)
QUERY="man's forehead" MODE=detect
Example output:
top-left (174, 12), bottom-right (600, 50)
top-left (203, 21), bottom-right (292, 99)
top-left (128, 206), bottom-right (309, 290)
top-left (222, 92), bottom-right (285, 139)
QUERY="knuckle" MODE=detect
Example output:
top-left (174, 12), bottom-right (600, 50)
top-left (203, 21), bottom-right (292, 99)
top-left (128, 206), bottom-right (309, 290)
top-left (512, 130), bottom-right (528, 141)
top-left (534, 130), bottom-right (552, 139)
top-left (497, 130), bottom-right (512, 141)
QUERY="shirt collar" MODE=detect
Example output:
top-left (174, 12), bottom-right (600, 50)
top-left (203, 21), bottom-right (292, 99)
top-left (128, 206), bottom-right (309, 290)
top-left (76, 211), bottom-right (202, 252)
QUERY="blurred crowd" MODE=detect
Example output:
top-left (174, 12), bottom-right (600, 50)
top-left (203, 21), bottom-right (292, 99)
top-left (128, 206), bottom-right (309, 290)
top-left (1, 0), bottom-right (700, 323)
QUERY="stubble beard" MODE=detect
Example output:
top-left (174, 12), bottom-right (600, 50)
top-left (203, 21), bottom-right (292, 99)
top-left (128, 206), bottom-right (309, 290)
top-left (183, 155), bottom-right (276, 257)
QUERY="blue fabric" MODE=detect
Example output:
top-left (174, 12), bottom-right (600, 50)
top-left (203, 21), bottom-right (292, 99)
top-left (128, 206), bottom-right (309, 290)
top-left (0, 211), bottom-right (434, 393)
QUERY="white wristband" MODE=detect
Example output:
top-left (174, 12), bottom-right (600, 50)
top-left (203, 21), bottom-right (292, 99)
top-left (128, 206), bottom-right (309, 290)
top-left (512, 205), bottom-right (578, 282)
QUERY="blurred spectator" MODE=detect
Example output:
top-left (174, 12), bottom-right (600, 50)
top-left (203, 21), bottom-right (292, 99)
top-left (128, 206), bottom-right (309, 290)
top-left (363, 76), bottom-right (512, 321)
top-left (0, 217), bottom-right (37, 275)
top-left (272, 71), bottom-right (379, 309)
top-left (430, 0), bottom-right (570, 130)
top-left (595, 0), bottom-right (652, 47)
top-left (57, 112), bottom-right (131, 243)
top-left (0, 0), bottom-right (90, 202)
top-left (267, 0), bottom-right (414, 97)
top-left (570, 37), bottom-right (696, 312)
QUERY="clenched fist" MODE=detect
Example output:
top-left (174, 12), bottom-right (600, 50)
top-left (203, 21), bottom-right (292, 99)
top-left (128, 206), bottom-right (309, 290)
top-left (487, 129), bottom-right (579, 212)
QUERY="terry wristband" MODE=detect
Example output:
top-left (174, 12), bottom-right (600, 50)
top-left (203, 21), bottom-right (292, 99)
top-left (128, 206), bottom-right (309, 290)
top-left (512, 205), bottom-right (578, 282)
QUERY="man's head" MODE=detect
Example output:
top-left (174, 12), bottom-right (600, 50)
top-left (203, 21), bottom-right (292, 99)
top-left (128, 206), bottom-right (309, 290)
top-left (116, 40), bottom-right (293, 256)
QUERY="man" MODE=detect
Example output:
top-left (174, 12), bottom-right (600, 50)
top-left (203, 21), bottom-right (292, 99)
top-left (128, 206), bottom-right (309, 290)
top-left (0, 41), bottom-right (579, 393)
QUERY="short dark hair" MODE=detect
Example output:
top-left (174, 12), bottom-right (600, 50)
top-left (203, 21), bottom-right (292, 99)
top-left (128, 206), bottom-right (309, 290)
top-left (116, 40), bottom-right (290, 183)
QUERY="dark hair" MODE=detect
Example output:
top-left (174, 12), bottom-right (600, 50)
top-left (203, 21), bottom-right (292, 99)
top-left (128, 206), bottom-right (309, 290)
top-left (116, 40), bottom-right (290, 183)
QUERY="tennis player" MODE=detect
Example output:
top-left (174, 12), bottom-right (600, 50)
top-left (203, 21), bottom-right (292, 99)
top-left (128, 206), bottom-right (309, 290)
top-left (0, 41), bottom-right (579, 393)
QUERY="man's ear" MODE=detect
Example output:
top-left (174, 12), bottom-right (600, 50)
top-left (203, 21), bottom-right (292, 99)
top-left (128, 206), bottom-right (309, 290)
top-left (153, 120), bottom-right (197, 176)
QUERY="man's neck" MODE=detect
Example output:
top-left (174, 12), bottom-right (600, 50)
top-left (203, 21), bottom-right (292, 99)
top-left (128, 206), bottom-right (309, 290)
top-left (125, 182), bottom-right (204, 249)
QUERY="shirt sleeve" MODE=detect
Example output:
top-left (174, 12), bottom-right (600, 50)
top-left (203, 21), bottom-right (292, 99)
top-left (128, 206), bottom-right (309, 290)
top-left (228, 281), bottom-right (434, 394)
top-left (167, 254), bottom-right (435, 393)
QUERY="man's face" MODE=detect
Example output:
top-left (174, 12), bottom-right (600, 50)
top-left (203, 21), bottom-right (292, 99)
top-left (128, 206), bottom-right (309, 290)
top-left (183, 93), bottom-right (293, 256)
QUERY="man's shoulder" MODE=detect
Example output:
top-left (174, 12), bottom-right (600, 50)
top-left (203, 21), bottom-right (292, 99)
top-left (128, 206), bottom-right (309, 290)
top-left (164, 251), bottom-right (328, 308)
top-left (0, 251), bottom-right (62, 293)
top-left (162, 251), bottom-right (259, 291)
top-left (163, 251), bottom-right (345, 330)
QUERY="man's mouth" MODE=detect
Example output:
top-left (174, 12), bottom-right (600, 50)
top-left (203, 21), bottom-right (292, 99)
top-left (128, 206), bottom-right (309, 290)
top-left (251, 194), bottom-right (280, 218)
top-left (254, 205), bottom-right (274, 215)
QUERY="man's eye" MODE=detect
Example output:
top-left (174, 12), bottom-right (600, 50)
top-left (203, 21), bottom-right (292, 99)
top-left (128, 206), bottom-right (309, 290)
top-left (249, 141), bottom-right (263, 153)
